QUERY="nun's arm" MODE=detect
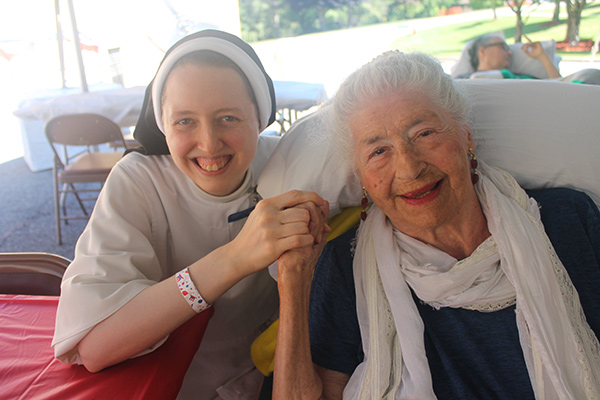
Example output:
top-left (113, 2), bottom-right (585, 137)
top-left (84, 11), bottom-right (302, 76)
top-left (77, 190), bottom-right (327, 373)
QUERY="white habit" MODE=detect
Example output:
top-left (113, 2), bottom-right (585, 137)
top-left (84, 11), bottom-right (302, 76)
top-left (52, 135), bottom-right (280, 399)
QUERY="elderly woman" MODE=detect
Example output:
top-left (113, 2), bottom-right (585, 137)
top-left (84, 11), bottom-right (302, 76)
top-left (273, 52), bottom-right (600, 399)
top-left (466, 33), bottom-right (560, 79)
top-left (459, 33), bottom-right (600, 84)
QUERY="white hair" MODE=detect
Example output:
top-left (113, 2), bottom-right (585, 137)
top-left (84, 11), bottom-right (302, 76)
top-left (327, 51), bottom-right (470, 168)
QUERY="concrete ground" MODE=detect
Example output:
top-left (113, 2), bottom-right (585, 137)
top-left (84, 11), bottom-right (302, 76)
top-left (0, 157), bottom-right (93, 260)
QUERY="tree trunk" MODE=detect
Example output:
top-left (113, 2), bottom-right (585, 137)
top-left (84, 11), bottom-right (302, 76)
top-left (552, 0), bottom-right (561, 23)
top-left (565, 14), bottom-right (581, 44)
top-left (507, 0), bottom-right (526, 43)
top-left (514, 9), bottom-right (524, 42)
top-left (565, 0), bottom-right (586, 44)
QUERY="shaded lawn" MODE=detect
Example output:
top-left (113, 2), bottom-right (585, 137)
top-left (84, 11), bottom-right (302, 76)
top-left (392, 3), bottom-right (600, 59)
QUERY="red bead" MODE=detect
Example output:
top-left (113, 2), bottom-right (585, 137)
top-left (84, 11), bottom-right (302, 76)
top-left (471, 173), bottom-right (479, 184)
top-left (361, 197), bottom-right (368, 208)
top-left (361, 210), bottom-right (367, 221)
top-left (470, 158), bottom-right (478, 169)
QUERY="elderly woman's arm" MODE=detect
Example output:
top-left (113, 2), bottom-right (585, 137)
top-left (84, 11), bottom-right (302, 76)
top-left (521, 41), bottom-right (561, 78)
top-left (273, 247), bottom-right (350, 399)
top-left (273, 205), bottom-right (351, 399)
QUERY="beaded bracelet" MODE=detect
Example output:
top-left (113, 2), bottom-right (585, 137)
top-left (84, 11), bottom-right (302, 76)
top-left (175, 267), bottom-right (211, 313)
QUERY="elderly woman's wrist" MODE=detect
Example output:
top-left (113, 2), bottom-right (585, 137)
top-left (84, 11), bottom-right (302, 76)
top-left (277, 263), bottom-right (312, 294)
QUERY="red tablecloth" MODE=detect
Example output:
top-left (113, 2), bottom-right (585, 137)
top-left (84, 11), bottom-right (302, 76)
top-left (0, 294), bottom-right (213, 399)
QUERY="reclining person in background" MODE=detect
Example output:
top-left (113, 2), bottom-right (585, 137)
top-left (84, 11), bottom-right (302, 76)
top-left (272, 51), bottom-right (600, 399)
top-left (457, 33), bottom-right (600, 84)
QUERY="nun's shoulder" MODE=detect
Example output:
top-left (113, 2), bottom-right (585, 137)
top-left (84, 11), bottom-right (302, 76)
top-left (257, 134), bottom-right (280, 156)
top-left (251, 134), bottom-right (281, 178)
top-left (111, 152), bottom-right (182, 185)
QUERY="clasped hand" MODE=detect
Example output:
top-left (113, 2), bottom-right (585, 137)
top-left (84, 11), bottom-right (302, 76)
top-left (230, 190), bottom-right (330, 275)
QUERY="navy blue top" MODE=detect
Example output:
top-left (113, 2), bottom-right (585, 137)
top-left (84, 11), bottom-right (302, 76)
top-left (309, 188), bottom-right (600, 399)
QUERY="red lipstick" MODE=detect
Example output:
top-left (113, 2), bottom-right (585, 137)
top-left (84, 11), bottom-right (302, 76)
top-left (400, 180), bottom-right (443, 206)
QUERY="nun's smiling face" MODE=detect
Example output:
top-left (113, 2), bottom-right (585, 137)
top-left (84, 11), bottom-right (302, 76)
top-left (161, 63), bottom-right (260, 196)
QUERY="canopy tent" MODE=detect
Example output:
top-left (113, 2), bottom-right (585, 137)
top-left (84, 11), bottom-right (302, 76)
top-left (4, 0), bottom-right (242, 93)
top-left (54, 0), bottom-right (88, 91)
top-left (0, 0), bottom-right (242, 168)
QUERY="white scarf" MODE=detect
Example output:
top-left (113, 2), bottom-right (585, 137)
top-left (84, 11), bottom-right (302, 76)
top-left (346, 161), bottom-right (600, 399)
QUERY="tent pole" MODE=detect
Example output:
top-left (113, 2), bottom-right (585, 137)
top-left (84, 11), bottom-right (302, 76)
top-left (54, 0), bottom-right (67, 88)
top-left (66, 0), bottom-right (88, 92)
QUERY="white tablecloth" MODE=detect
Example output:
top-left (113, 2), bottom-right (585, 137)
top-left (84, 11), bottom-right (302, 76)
top-left (13, 86), bottom-right (146, 128)
top-left (273, 80), bottom-right (327, 111)
top-left (13, 81), bottom-right (327, 172)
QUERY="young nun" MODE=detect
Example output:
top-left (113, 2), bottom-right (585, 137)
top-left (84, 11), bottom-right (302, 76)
top-left (52, 30), bottom-right (329, 399)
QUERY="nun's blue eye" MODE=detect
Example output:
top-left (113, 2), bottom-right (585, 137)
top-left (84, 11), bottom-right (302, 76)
top-left (177, 118), bottom-right (194, 126)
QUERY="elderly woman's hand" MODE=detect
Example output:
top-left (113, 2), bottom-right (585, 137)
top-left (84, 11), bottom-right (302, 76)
top-left (228, 190), bottom-right (329, 276)
top-left (521, 40), bottom-right (561, 78)
top-left (276, 198), bottom-right (329, 309)
top-left (278, 200), bottom-right (330, 283)
top-left (521, 41), bottom-right (547, 60)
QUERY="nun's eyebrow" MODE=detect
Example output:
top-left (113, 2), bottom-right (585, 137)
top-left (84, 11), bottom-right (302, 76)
top-left (165, 107), bottom-right (247, 120)
top-left (166, 109), bottom-right (196, 119)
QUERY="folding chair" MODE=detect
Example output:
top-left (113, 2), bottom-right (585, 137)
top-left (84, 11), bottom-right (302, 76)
top-left (0, 252), bottom-right (71, 296)
top-left (107, 129), bottom-right (140, 150)
top-left (45, 113), bottom-right (126, 245)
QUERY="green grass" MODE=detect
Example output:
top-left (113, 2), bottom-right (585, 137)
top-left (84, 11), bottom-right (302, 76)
top-left (391, 3), bottom-right (600, 59)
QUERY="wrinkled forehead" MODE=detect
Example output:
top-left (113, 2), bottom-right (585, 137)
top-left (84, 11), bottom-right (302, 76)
top-left (484, 36), bottom-right (506, 46)
top-left (349, 89), bottom-right (446, 134)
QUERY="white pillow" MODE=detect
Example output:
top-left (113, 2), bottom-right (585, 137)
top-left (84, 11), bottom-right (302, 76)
top-left (459, 79), bottom-right (600, 207)
top-left (451, 40), bottom-right (478, 78)
top-left (257, 105), bottom-right (363, 216)
top-left (510, 40), bottom-right (556, 78)
top-left (451, 39), bottom-right (557, 79)
top-left (257, 79), bottom-right (600, 212)
top-left (469, 70), bottom-right (504, 79)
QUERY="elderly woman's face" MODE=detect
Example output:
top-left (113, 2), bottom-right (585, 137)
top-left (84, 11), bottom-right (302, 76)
top-left (350, 89), bottom-right (475, 236)
top-left (478, 38), bottom-right (511, 71)
top-left (161, 63), bottom-right (259, 196)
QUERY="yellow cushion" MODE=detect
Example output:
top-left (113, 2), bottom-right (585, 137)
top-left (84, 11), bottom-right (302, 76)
top-left (251, 207), bottom-right (362, 376)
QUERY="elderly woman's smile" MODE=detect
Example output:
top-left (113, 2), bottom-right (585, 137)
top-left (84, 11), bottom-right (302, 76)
top-left (350, 88), bottom-right (480, 241)
top-left (399, 179), bottom-right (443, 201)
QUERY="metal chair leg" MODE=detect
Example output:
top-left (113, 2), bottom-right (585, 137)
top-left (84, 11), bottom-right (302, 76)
top-left (52, 162), bottom-right (62, 245)
top-left (69, 183), bottom-right (89, 216)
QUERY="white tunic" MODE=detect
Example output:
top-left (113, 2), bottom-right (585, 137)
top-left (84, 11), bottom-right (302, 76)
top-left (52, 136), bottom-right (280, 399)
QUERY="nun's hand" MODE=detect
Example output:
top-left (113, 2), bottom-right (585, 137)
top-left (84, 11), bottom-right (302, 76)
top-left (277, 206), bottom-right (329, 286)
top-left (229, 190), bottom-right (329, 275)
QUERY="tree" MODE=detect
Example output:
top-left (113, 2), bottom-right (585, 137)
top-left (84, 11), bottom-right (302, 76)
top-left (506, 0), bottom-right (527, 42)
top-left (564, 0), bottom-right (587, 44)
top-left (283, 0), bottom-right (363, 33)
top-left (551, 0), bottom-right (561, 24)
top-left (469, 0), bottom-right (501, 20)
top-left (491, 0), bottom-right (499, 20)
top-left (240, 0), bottom-right (480, 41)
